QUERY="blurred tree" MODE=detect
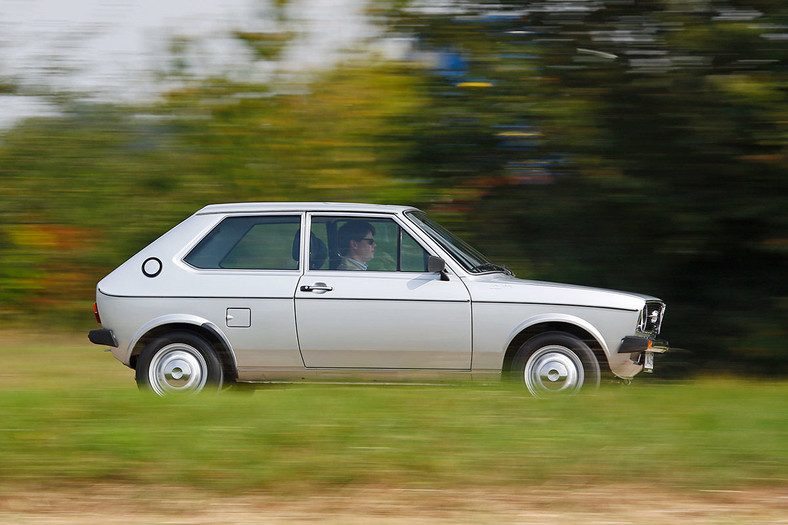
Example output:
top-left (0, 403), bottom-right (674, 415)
top-left (158, 64), bottom-right (432, 205)
top-left (383, 0), bottom-right (788, 373)
top-left (0, 63), bottom-right (434, 324)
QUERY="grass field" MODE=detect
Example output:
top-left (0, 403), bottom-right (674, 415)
top-left (1, 333), bottom-right (786, 497)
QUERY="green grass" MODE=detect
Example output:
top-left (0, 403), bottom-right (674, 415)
top-left (1, 335), bottom-right (786, 493)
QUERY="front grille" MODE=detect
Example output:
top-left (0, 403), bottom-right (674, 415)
top-left (637, 301), bottom-right (666, 335)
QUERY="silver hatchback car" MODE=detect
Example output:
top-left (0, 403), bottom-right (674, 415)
top-left (89, 202), bottom-right (668, 397)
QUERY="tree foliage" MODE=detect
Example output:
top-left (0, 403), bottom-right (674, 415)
top-left (0, 63), bottom-right (434, 322)
top-left (383, 0), bottom-right (788, 372)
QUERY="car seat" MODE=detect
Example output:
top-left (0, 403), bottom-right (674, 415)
top-left (292, 230), bottom-right (328, 270)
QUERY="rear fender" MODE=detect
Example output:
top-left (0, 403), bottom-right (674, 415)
top-left (127, 314), bottom-right (238, 371)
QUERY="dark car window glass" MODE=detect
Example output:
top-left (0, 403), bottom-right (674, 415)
top-left (364, 219), bottom-right (397, 271)
top-left (400, 230), bottom-right (429, 271)
top-left (310, 216), bottom-right (430, 272)
top-left (306, 220), bottom-right (331, 270)
top-left (184, 216), bottom-right (301, 270)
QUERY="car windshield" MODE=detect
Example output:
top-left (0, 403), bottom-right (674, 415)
top-left (406, 211), bottom-right (510, 275)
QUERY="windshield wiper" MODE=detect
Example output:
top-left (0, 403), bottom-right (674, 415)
top-left (472, 263), bottom-right (514, 276)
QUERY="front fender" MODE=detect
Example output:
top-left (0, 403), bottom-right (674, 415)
top-left (504, 313), bottom-right (610, 355)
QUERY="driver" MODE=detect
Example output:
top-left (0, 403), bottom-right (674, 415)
top-left (337, 221), bottom-right (376, 270)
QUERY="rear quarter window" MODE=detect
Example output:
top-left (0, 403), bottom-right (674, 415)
top-left (184, 216), bottom-right (301, 270)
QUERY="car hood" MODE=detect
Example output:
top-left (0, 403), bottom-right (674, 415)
top-left (463, 273), bottom-right (657, 311)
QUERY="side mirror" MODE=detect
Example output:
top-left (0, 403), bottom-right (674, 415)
top-left (427, 256), bottom-right (445, 273)
top-left (427, 256), bottom-right (450, 281)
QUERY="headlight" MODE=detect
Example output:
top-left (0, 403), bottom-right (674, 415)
top-left (637, 301), bottom-right (666, 335)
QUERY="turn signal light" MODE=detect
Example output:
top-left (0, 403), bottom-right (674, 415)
top-left (93, 302), bottom-right (101, 324)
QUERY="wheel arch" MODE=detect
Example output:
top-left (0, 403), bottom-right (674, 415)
top-left (502, 318), bottom-right (610, 375)
top-left (129, 318), bottom-right (238, 381)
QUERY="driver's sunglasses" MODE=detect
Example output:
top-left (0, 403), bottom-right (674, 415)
top-left (357, 237), bottom-right (376, 245)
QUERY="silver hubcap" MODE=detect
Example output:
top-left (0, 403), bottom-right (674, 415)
top-left (524, 345), bottom-right (585, 397)
top-left (148, 343), bottom-right (208, 396)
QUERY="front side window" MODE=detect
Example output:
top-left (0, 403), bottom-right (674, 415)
top-left (309, 216), bottom-right (431, 272)
top-left (184, 215), bottom-right (301, 270)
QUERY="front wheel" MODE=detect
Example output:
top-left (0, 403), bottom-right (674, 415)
top-left (136, 331), bottom-right (223, 396)
top-left (512, 332), bottom-right (601, 397)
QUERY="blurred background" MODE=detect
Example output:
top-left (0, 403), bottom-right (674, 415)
top-left (1, 0), bottom-right (786, 375)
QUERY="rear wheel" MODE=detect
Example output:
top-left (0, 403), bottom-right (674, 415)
top-left (512, 332), bottom-right (601, 397)
top-left (136, 331), bottom-right (223, 396)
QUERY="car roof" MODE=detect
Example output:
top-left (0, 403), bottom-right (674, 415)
top-left (195, 202), bottom-right (420, 215)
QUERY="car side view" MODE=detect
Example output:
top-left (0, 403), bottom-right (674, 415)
top-left (89, 202), bottom-right (668, 397)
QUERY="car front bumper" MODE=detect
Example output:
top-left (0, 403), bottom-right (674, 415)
top-left (618, 335), bottom-right (669, 373)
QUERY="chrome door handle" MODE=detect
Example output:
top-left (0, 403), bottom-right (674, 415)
top-left (300, 282), bottom-right (333, 292)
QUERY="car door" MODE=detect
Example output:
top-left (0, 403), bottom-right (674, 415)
top-left (295, 214), bottom-right (472, 369)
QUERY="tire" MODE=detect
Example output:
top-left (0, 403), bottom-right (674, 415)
top-left (136, 331), bottom-right (223, 396)
top-left (512, 331), bottom-right (601, 397)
